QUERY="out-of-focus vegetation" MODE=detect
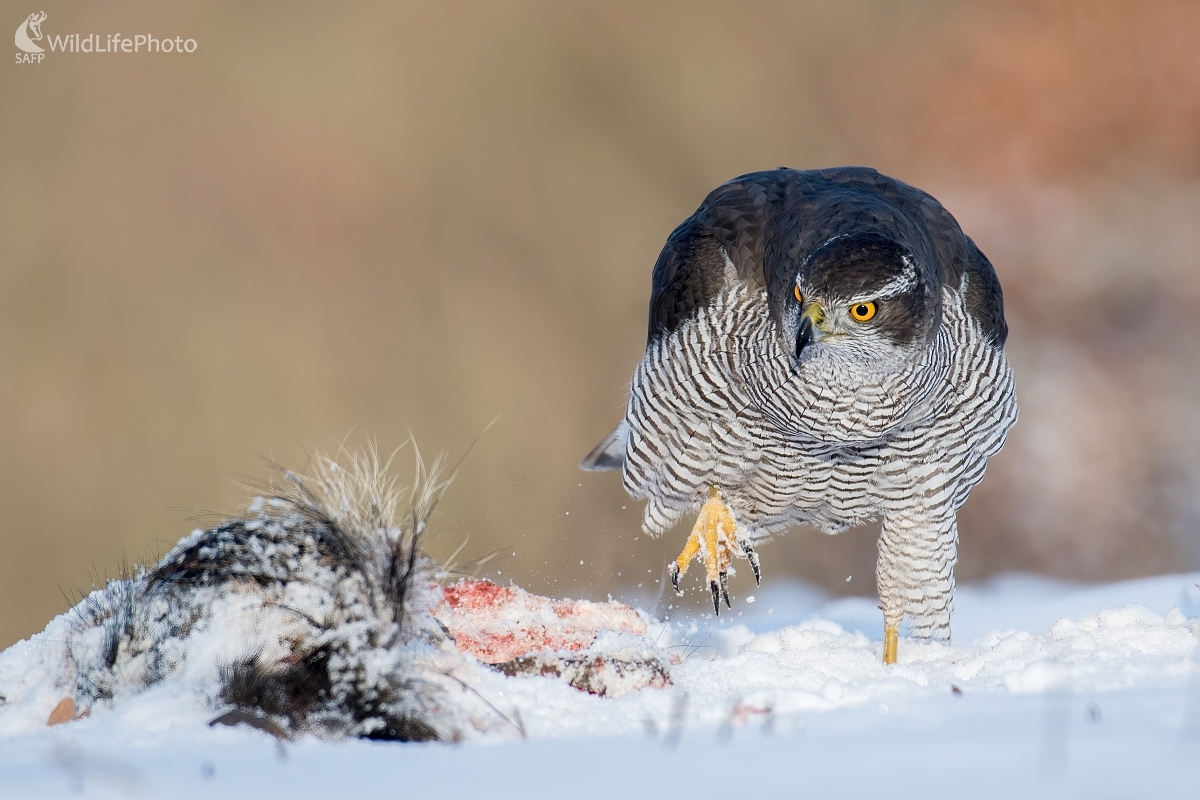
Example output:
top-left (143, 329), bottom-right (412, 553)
top-left (2, 0), bottom-right (1198, 648)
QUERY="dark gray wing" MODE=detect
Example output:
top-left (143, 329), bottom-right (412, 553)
top-left (646, 173), bottom-right (783, 343)
top-left (958, 237), bottom-right (1007, 346)
top-left (646, 216), bottom-right (730, 343)
top-left (846, 169), bottom-right (1007, 347)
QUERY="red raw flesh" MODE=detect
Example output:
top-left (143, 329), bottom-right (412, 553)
top-left (434, 579), bottom-right (647, 664)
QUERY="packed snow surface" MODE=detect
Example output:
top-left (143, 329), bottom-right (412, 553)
top-left (3, 571), bottom-right (1199, 799)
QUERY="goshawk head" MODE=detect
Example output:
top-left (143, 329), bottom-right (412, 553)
top-left (782, 232), bottom-right (937, 381)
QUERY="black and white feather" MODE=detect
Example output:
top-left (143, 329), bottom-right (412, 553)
top-left (62, 444), bottom-right (491, 741)
top-left (584, 167), bottom-right (1017, 641)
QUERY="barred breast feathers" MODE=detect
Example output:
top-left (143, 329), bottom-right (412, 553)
top-left (622, 279), bottom-right (1016, 539)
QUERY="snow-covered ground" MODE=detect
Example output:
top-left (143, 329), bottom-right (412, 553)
top-left (2, 571), bottom-right (1199, 799)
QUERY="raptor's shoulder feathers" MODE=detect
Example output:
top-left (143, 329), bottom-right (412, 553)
top-left (645, 167), bottom-right (1007, 347)
top-left (646, 172), bottom-right (786, 343)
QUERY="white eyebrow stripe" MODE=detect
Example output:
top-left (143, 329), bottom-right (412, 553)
top-left (846, 258), bottom-right (918, 303)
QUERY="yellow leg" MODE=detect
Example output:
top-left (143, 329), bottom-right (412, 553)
top-left (703, 497), bottom-right (721, 586)
top-left (673, 529), bottom-right (701, 576)
top-left (667, 486), bottom-right (761, 614)
top-left (883, 626), bottom-right (899, 665)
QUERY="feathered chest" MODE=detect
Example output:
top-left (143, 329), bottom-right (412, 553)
top-left (645, 286), bottom-right (953, 446)
top-left (622, 283), bottom-right (1013, 534)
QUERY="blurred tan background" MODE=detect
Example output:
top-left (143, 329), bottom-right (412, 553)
top-left (3, 0), bottom-right (1199, 648)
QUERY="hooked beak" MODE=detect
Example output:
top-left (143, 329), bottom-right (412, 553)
top-left (795, 315), bottom-right (814, 361)
top-left (791, 302), bottom-right (825, 371)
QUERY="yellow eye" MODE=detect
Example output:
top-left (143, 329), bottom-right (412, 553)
top-left (794, 285), bottom-right (803, 304)
top-left (850, 301), bottom-right (877, 322)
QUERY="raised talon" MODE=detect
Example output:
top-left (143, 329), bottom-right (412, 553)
top-left (670, 487), bottom-right (758, 615)
top-left (670, 528), bottom-right (700, 597)
top-left (741, 541), bottom-right (762, 586)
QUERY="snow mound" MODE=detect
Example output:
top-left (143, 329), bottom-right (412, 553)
top-left (0, 447), bottom-right (675, 743)
top-left (656, 598), bottom-right (1198, 726)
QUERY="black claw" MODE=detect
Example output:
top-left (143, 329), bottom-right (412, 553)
top-left (668, 563), bottom-right (682, 596)
top-left (719, 571), bottom-right (731, 608)
top-left (741, 541), bottom-right (762, 586)
top-left (710, 581), bottom-right (721, 615)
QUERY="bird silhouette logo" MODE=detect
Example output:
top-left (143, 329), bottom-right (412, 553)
top-left (15, 11), bottom-right (47, 54)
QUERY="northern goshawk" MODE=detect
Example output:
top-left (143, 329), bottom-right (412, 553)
top-left (582, 167), bottom-right (1017, 664)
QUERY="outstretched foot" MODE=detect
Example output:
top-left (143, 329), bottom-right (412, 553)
top-left (667, 487), bottom-right (760, 614)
